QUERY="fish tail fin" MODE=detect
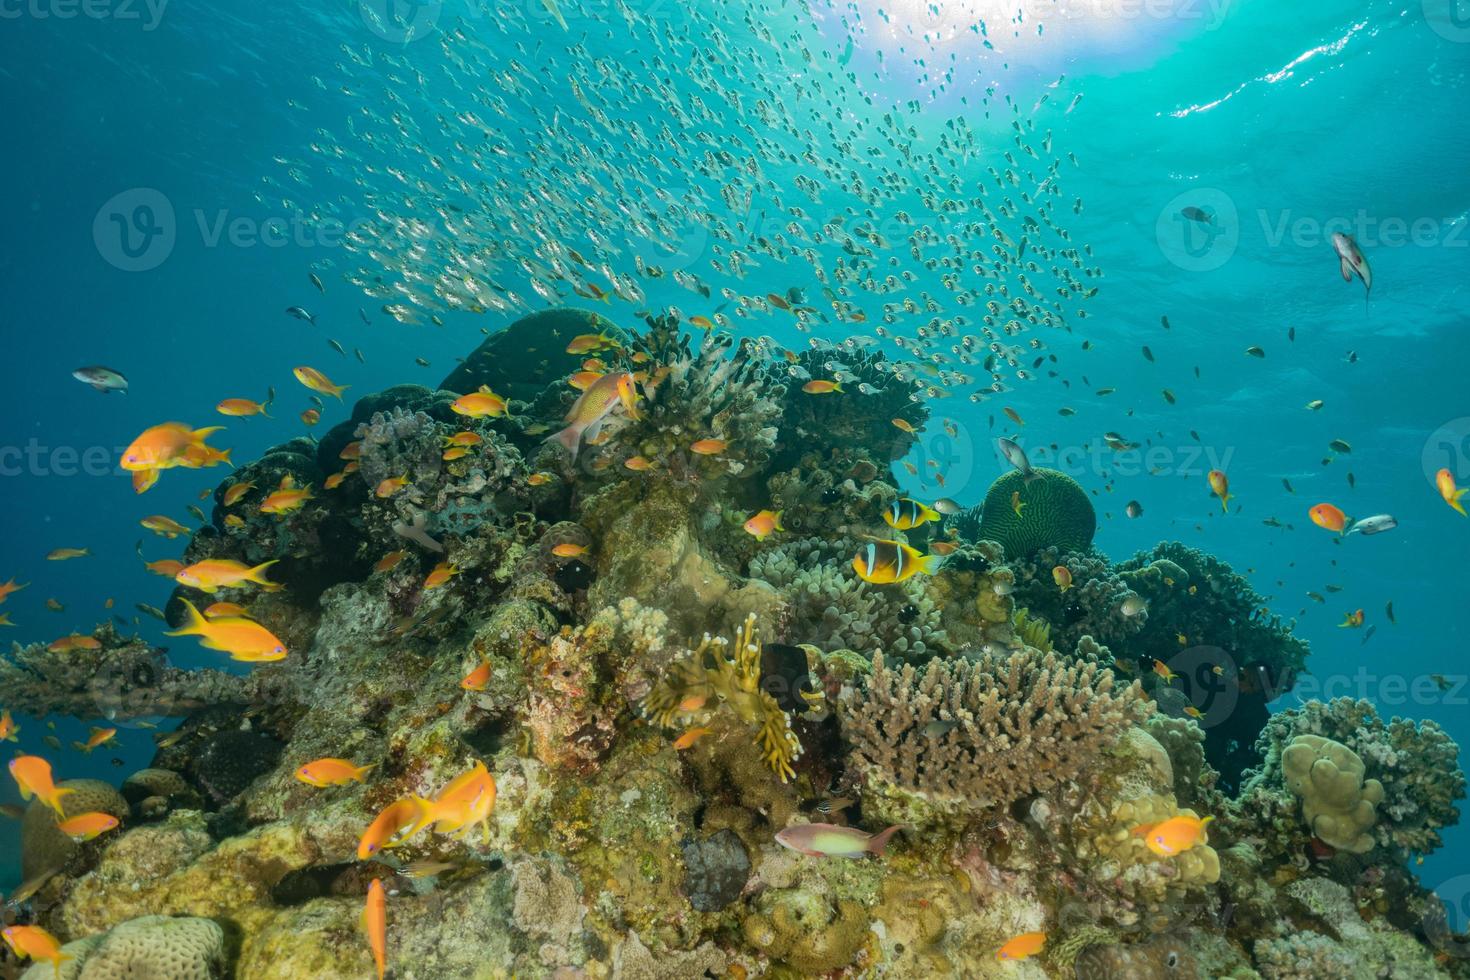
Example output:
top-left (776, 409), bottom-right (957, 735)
top-left (1221, 494), bottom-right (1232, 513)
top-left (1200, 815), bottom-right (1216, 827)
top-left (915, 553), bottom-right (940, 576)
top-left (1021, 470), bottom-right (1043, 486)
top-left (1452, 489), bottom-right (1468, 517)
top-left (548, 423), bottom-right (582, 461)
top-left (248, 559), bottom-right (281, 587)
top-left (867, 824), bottom-right (904, 857)
top-left (355, 764), bottom-right (377, 782)
top-left (773, 510), bottom-right (784, 532)
top-left (332, 384), bottom-right (349, 400)
top-left (72, 741), bottom-right (88, 753)
top-left (833, 383), bottom-right (843, 392)
top-left (165, 599), bottom-right (208, 637)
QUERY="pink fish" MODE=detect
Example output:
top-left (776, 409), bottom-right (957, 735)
top-left (547, 371), bottom-right (635, 462)
top-left (774, 822), bottom-right (902, 859)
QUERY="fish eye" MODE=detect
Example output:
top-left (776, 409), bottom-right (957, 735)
top-left (1167, 952), bottom-right (1180, 969)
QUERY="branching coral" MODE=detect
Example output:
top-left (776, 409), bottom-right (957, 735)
top-left (643, 614), bottom-right (804, 781)
top-left (747, 535), bottom-right (945, 660)
top-left (839, 648), bottom-right (1143, 823)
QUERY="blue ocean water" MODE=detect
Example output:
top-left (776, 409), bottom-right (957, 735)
top-left (1, 0), bottom-right (1467, 916)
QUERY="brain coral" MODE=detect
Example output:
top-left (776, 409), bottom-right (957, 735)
top-left (22, 915), bottom-right (226, 980)
top-left (20, 778), bottom-right (129, 879)
top-left (968, 468), bottom-right (1096, 559)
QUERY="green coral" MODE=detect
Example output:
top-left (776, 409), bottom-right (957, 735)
top-left (965, 467), bottom-right (1096, 559)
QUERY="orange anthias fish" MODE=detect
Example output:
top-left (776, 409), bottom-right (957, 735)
top-left (551, 543), bottom-right (588, 559)
top-left (216, 397), bottom-right (272, 418)
top-left (1, 925), bottom-right (71, 978)
top-left (141, 515), bottom-right (190, 538)
top-left (568, 370), bottom-right (604, 391)
top-left (46, 548), bottom-right (89, 561)
top-left (929, 540), bottom-right (959, 557)
top-left (47, 635), bottom-right (102, 653)
top-left (120, 422), bottom-right (226, 472)
top-left (1153, 660), bottom-right (1179, 684)
top-left (623, 455), bottom-right (653, 472)
top-left (444, 431), bottom-right (483, 447)
top-left (1132, 814), bottom-right (1214, 857)
top-left (460, 660), bottom-right (492, 691)
top-left (56, 811), bottom-right (120, 841)
top-left (423, 562), bottom-right (457, 589)
top-left (548, 371), bottom-right (634, 461)
top-left (1436, 468), bottom-right (1468, 516)
top-left (1207, 470), bottom-right (1232, 512)
top-left (293, 365), bottom-right (349, 399)
top-left (73, 726), bottom-right (117, 753)
top-left (222, 482), bottom-right (255, 507)
top-left (995, 931), bottom-right (1046, 961)
top-left (175, 558), bottom-right (280, 593)
top-left (374, 551), bottom-right (409, 574)
top-left (891, 418), bottom-right (916, 434)
top-left (690, 438), bottom-right (729, 455)
top-left (0, 578), bottom-right (28, 603)
top-left (802, 380), bottom-right (842, 394)
top-left (363, 878), bottom-right (387, 980)
top-left (743, 509), bottom-right (784, 540)
top-left (451, 386), bottom-right (509, 419)
top-left (1339, 609), bottom-right (1365, 628)
top-left (672, 727), bottom-right (713, 750)
top-left (300, 408), bottom-right (321, 426)
top-left (1052, 565), bottom-right (1072, 592)
top-left (0, 710), bottom-right (19, 742)
top-left (413, 761), bottom-right (496, 842)
top-left (260, 475), bottom-right (313, 516)
top-left (295, 758), bottom-right (375, 787)
top-left (375, 474), bottom-right (411, 499)
top-left (565, 331), bottom-right (619, 355)
top-left (145, 559), bottom-right (186, 578)
top-left (8, 756), bottom-right (73, 816)
top-left (166, 599), bottom-right (287, 662)
top-left (203, 601), bottom-right (250, 618)
top-left (441, 447), bottom-right (471, 461)
top-left (357, 798), bottom-right (426, 859)
top-left (1309, 503), bottom-right (1349, 534)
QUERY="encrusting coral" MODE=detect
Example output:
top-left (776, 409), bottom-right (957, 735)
top-left (1281, 734), bottom-right (1384, 855)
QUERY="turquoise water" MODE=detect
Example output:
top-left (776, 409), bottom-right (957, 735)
top-left (2, 0), bottom-right (1467, 916)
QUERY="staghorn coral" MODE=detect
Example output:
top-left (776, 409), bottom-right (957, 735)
top-left (840, 648), bottom-right (1143, 824)
top-left (643, 613), bottom-right (804, 781)
top-left (1241, 698), bottom-right (1464, 860)
top-left (962, 467), bottom-right (1097, 558)
top-left (0, 627), bottom-right (258, 721)
top-left (747, 534), bottom-right (945, 660)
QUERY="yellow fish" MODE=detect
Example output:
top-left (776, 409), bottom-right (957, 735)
top-left (175, 558), bottom-right (279, 593)
top-left (165, 599), bottom-right (287, 662)
top-left (883, 498), bottom-right (940, 530)
top-left (1132, 814), bottom-right (1214, 857)
top-left (852, 540), bottom-right (937, 584)
top-left (293, 365), bottom-right (348, 399)
top-left (1010, 491), bottom-right (1026, 517)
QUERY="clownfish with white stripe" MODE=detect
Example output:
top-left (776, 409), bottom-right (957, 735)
top-left (852, 540), bottom-right (938, 585)
top-left (882, 498), bottom-right (941, 530)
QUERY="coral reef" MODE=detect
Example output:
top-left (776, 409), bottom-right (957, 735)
top-left (21, 915), bottom-right (226, 980)
top-left (961, 467), bottom-right (1097, 558)
top-left (839, 648), bottom-right (1142, 825)
top-left (5, 309), bottom-right (1462, 980)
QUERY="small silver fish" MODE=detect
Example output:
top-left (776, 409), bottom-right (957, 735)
top-left (931, 497), bottom-right (962, 515)
top-left (1331, 232), bottom-right (1371, 295)
top-left (1347, 514), bottom-right (1397, 536)
top-left (997, 437), bottom-right (1040, 485)
top-left (72, 365), bottom-right (129, 394)
top-left (396, 861), bottom-right (458, 879)
top-left (285, 306), bottom-right (316, 325)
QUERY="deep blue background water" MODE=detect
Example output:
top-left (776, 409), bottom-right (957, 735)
top-left (2, 0), bottom-right (1467, 909)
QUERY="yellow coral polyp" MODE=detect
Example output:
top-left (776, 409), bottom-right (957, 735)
top-left (642, 614), bottom-right (803, 782)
